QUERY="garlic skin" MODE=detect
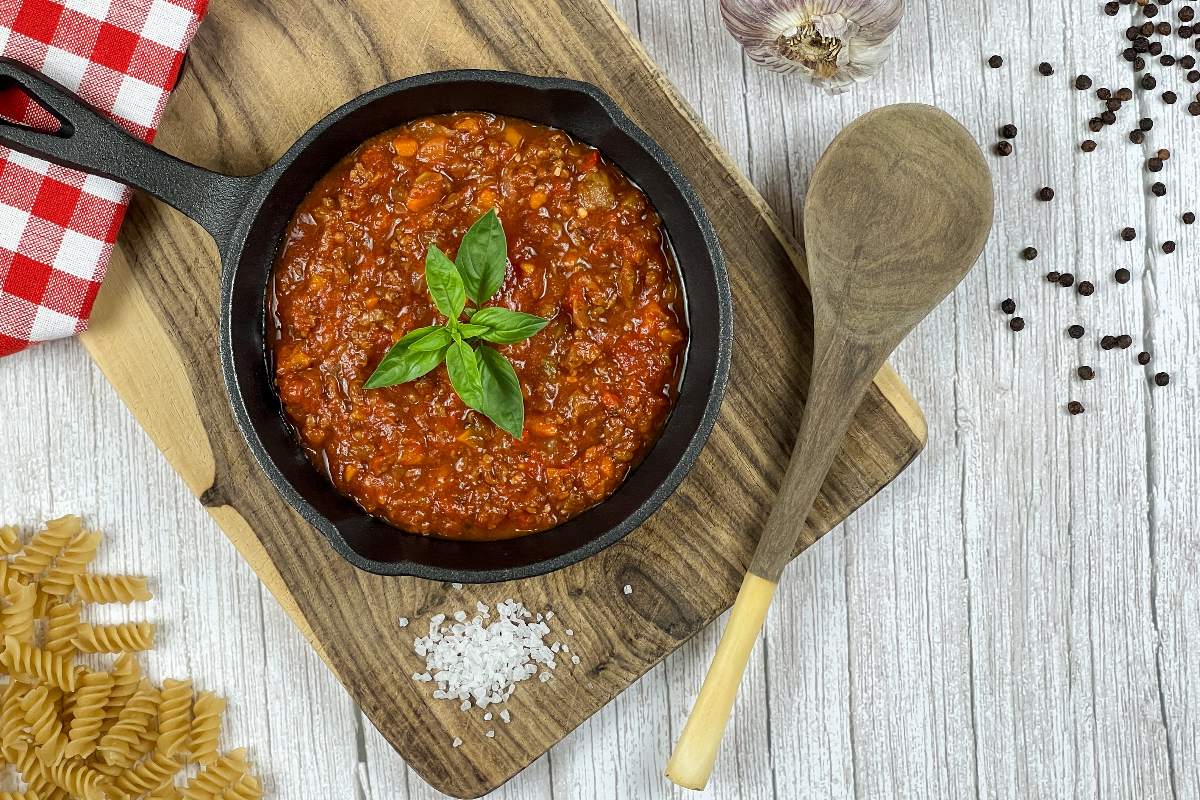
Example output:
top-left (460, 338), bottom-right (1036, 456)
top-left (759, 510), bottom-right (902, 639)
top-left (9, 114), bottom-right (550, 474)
top-left (720, 0), bottom-right (905, 94)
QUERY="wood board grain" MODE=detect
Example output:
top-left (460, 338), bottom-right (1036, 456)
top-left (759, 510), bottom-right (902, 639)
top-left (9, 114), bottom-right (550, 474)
top-left (78, 0), bottom-right (926, 796)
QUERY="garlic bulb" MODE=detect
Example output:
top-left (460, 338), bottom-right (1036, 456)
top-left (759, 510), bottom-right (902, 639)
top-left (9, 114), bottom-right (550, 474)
top-left (720, 0), bottom-right (905, 94)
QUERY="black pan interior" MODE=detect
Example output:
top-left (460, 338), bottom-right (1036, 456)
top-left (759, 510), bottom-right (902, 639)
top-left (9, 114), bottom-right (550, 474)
top-left (221, 73), bottom-right (729, 580)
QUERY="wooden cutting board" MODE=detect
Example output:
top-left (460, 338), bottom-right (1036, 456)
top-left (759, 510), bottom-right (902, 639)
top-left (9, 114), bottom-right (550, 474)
top-left (77, 1), bottom-right (926, 796)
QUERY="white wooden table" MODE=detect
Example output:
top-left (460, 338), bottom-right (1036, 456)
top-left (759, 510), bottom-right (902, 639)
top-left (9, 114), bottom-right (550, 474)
top-left (2, 1), bottom-right (1195, 797)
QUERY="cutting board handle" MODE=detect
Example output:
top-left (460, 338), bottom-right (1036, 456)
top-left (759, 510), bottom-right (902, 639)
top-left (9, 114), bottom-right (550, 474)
top-left (0, 57), bottom-right (256, 249)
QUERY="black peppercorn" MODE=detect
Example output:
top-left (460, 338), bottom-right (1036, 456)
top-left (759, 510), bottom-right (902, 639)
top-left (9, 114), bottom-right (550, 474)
top-left (1037, 186), bottom-right (1055, 201)
top-left (1117, 334), bottom-right (1134, 349)
top-left (1046, 271), bottom-right (1061, 282)
top-left (1078, 281), bottom-right (1095, 296)
top-left (1189, 101), bottom-right (1200, 114)
top-left (1182, 55), bottom-right (1197, 68)
top-left (1182, 5), bottom-right (1196, 21)
top-left (1000, 123), bottom-right (1018, 138)
top-left (1107, 98), bottom-right (1124, 111)
top-left (1131, 129), bottom-right (1148, 144)
top-left (988, 54), bottom-right (1004, 68)
top-left (1098, 87), bottom-right (1113, 100)
top-left (1107, 0), bottom-right (1121, 12)
top-left (1009, 317), bottom-right (1025, 332)
top-left (1154, 371), bottom-right (1171, 386)
top-left (1121, 227), bottom-right (1138, 241)
top-left (1023, 246), bottom-right (1039, 260)
top-left (1189, 70), bottom-right (1200, 82)
top-left (1145, 3), bottom-right (1159, 16)
top-left (1000, 298), bottom-right (1016, 314)
top-left (1134, 56), bottom-right (1148, 71)
top-left (1117, 87), bottom-right (1134, 101)
top-left (1090, 117), bottom-right (1106, 132)
top-left (1101, 335), bottom-right (1117, 350)
top-left (1159, 22), bottom-right (1174, 35)
top-left (1164, 90), bottom-right (1179, 103)
top-left (1158, 148), bottom-right (1171, 161)
top-left (1138, 351), bottom-right (1152, 365)
top-left (1163, 240), bottom-right (1177, 253)
top-left (995, 141), bottom-right (1013, 156)
top-left (1058, 273), bottom-right (1075, 287)
top-left (1068, 324), bottom-right (1085, 339)
top-left (1101, 110), bottom-right (1118, 125)
top-left (1067, 401), bottom-right (1086, 415)
top-left (1140, 117), bottom-right (1155, 131)
top-left (1148, 157), bottom-right (1164, 172)
top-left (1142, 74), bottom-right (1158, 89)
top-left (1152, 182), bottom-right (1168, 196)
top-left (1038, 62), bottom-right (1054, 76)
top-left (1125, 47), bottom-right (1139, 62)
top-left (1081, 139), bottom-right (1098, 152)
top-left (1184, 211), bottom-right (1196, 224)
top-left (1115, 268), bottom-right (1132, 283)
top-left (1077, 366), bottom-right (1096, 381)
top-left (1075, 74), bottom-right (1093, 90)
top-left (1150, 41), bottom-right (1164, 56)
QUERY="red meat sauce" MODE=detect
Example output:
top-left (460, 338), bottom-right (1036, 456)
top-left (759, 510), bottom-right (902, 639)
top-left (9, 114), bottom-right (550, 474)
top-left (269, 112), bottom-right (687, 540)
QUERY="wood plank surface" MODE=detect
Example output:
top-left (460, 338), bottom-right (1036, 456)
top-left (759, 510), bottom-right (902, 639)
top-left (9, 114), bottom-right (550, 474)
top-left (63, 0), bottom-right (924, 797)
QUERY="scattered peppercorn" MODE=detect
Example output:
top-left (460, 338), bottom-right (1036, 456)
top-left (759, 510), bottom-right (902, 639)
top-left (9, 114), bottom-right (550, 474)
top-left (1101, 335), bottom-right (1117, 350)
top-left (1058, 273), bottom-right (1075, 287)
top-left (1163, 240), bottom-right (1177, 253)
top-left (1164, 90), bottom-right (1179, 103)
top-left (1184, 211), bottom-right (1196, 224)
top-left (1077, 366), bottom-right (1096, 380)
top-left (1000, 123), bottom-right (1018, 138)
top-left (1145, 2), bottom-right (1159, 16)
top-left (1106, 0), bottom-right (1121, 13)
top-left (1069, 324), bottom-right (1086, 339)
top-left (1078, 280), bottom-right (1095, 296)
top-left (1101, 110), bottom-right (1118, 125)
top-left (1152, 182), bottom-right (1168, 196)
top-left (1009, 317), bottom-right (1026, 332)
top-left (1121, 227), bottom-right (1138, 241)
top-left (1131, 129), bottom-right (1148, 144)
top-left (1154, 371), bottom-right (1171, 386)
top-left (1038, 62), bottom-right (1054, 76)
top-left (1000, 298), bottom-right (1016, 314)
top-left (1140, 117), bottom-right (1155, 131)
top-left (1037, 186), bottom-right (1055, 201)
top-left (1159, 22), bottom-right (1174, 35)
top-left (1106, 98), bottom-right (1124, 111)
top-left (1023, 246), bottom-right (1039, 260)
top-left (1117, 334), bottom-right (1134, 349)
top-left (1075, 74), bottom-right (1093, 90)
top-left (1162, 54), bottom-right (1177, 66)
top-left (1184, 55), bottom-right (1198, 68)
top-left (1117, 87), bottom-right (1134, 101)
top-left (1138, 351), bottom-right (1152, 365)
top-left (1189, 70), bottom-right (1200, 82)
top-left (1082, 139), bottom-right (1098, 152)
top-left (1046, 271), bottom-right (1061, 282)
top-left (995, 141), bottom-right (1013, 156)
top-left (1182, 5), bottom-right (1196, 21)
top-left (1142, 74), bottom-right (1159, 89)
top-left (1067, 400), bottom-right (1086, 415)
top-left (1148, 156), bottom-right (1164, 171)
top-left (1115, 268), bottom-right (1132, 283)
top-left (1189, 101), bottom-right (1200, 114)
top-left (988, 54), bottom-right (1004, 68)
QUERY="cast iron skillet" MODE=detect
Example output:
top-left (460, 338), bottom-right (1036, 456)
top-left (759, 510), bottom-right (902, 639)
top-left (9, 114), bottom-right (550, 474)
top-left (0, 58), bottom-right (733, 582)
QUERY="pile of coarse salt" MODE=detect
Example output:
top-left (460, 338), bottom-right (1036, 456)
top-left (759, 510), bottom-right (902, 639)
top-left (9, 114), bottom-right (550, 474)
top-left (409, 599), bottom-right (571, 734)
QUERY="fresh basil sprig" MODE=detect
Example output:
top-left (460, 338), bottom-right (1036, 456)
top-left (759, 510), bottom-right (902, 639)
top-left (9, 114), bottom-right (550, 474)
top-left (364, 210), bottom-right (548, 438)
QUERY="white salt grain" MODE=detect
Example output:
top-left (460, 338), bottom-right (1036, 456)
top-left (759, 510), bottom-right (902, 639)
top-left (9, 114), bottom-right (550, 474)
top-left (565, 629), bottom-right (573, 636)
top-left (485, 730), bottom-right (495, 738)
top-left (483, 712), bottom-right (492, 721)
top-left (499, 709), bottom-right (511, 723)
top-left (398, 617), bottom-right (409, 627)
top-left (571, 655), bottom-right (580, 665)
top-left (623, 584), bottom-right (632, 595)
top-left (452, 583), bottom-right (463, 589)
top-left (452, 737), bottom-right (463, 748)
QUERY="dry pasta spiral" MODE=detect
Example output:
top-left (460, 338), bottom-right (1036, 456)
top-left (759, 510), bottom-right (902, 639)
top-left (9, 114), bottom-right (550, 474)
top-left (10, 517), bottom-right (78, 578)
top-left (65, 668), bottom-right (114, 759)
top-left (113, 750), bottom-right (183, 795)
top-left (1, 637), bottom-right (78, 692)
top-left (0, 525), bottom-right (21, 556)
top-left (190, 691), bottom-right (226, 765)
top-left (2, 580), bottom-right (37, 645)
top-left (39, 530), bottom-right (101, 597)
top-left (0, 791), bottom-right (42, 799)
top-left (72, 573), bottom-right (152, 604)
top-left (98, 679), bottom-right (158, 768)
top-left (0, 680), bottom-right (30, 762)
top-left (100, 651), bottom-right (141, 732)
top-left (43, 601), bottom-right (80, 657)
top-left (221, 773), bottom-right (264, 800)
top-left (181, 748), bottom-right (250, 799)
top-left (18, 684), bottom-right (67, 766)
top-left (46, 755), bottom-right (111, 800)
top-left (72, 621), bottom-right (156, 654)
top-left (156, 678), bottom-right (193, 757)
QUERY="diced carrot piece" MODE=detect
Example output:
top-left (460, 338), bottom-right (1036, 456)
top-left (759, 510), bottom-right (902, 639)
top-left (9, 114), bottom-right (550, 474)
top-left (529, 191), bottom-right (547, 210)
top-left (454, 117), bottom-right (481, 133)
top-left (418, 136), bottom-right (448, 161)
top-left (503, 126), bottom-right (523, 147)
top-left (343, 465), bottom-right (358, 481)
top-left (406, 171), bottom-right (446, 212)
top-left (392, 136), bottom-right (418, 157)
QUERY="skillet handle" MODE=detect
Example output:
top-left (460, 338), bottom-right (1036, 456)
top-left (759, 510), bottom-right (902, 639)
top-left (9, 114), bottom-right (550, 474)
top-left (0, 57), bottom-right (255, 249)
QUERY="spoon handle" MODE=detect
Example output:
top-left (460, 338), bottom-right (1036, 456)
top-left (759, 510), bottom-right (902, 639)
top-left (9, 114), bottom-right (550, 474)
top-left (666, 333), bottom-right (880, 790)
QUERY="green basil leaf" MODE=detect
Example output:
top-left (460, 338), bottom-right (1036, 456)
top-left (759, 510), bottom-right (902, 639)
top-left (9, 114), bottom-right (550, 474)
top-left (363, 327), bottom-right (450, 389)
top-left (426, 245), bottom-right (466, 318)
top-left (470, 306), bottom-right (550, 344)
top-left (408, 326), bottom-right (453, 352)
top-left (456, 323), bottom-right (490, 339)
top-left (445, 339), bottom-right (484, 410)
top-left (477, 346), bottom-right (525, 438)
top-left (456, 209), bottom-right (507, 305)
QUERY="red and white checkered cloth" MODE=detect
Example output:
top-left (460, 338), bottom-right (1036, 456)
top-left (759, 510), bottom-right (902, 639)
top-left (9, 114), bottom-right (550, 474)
top-left (0, 0), bottom-right (207, 357)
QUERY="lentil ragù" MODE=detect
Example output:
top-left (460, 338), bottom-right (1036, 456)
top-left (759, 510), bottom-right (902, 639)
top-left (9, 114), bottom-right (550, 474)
top-left (270, 112), bottom-right (687, 540)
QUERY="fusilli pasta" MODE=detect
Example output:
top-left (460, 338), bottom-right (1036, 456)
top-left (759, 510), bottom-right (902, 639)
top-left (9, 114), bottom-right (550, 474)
top-left (181, 748), bottom-right (250, 799)
top-left (18, 684), bottom-right (67, 767)
top-left (39, 530), bottom-right (101, 597)
top-left (10, 517), bottom-right (77, 578)
top-left (98, 679), bottom-right (158, 768)
top-left (42, 601), bottom-right (80, 657)
top-left (113, 749), bottom-right (183, 796)
top-left (1, 637), bottom-right (78, 692)
top-left (64, 668), bottom-right (114, 759)
top-left (189, 691), bottom-right (226, 765)
top-left (156, 677), bottom-right (193, 757)
top-left (72, 621), bottom-right (156, 654)
top-left (1, 580), bottom-right (37, 645)
top-left (0, 525), bottom-right (21, 556)
top-left (72, 573), bottom-right (152, 604)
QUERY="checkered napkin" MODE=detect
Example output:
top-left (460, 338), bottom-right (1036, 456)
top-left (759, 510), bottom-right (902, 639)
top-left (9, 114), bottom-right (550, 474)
top-left (0, 0), bottom-right (207, 357)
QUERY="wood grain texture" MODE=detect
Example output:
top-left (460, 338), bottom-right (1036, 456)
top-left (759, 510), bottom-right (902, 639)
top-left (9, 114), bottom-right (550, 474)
top-left (69, 0), bottom-right (924, 797)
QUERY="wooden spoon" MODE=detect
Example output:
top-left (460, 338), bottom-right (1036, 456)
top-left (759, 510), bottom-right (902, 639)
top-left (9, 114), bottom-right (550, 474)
top-left (665, 103), bottom-right (993, 790)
